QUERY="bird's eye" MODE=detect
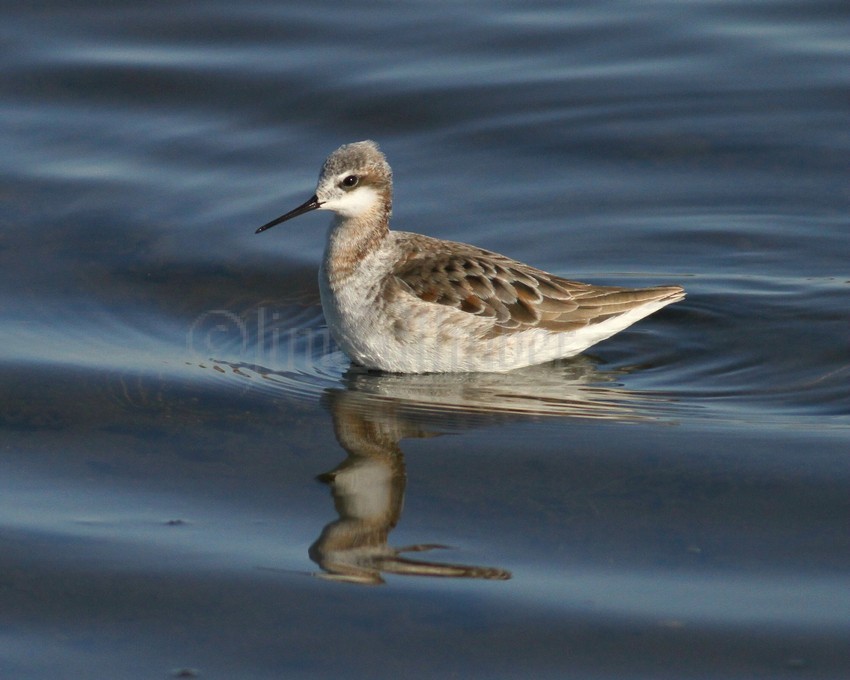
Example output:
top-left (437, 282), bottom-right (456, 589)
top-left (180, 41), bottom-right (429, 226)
top-left (341, 175), bottom-right (359, 188)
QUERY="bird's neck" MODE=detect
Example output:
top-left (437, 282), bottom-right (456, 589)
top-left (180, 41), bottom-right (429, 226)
top-left (323, 213), bottom-right (390, 286)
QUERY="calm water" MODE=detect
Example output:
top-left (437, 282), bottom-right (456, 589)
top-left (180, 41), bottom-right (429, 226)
top-left (2, 0), bottom-right (849, 678)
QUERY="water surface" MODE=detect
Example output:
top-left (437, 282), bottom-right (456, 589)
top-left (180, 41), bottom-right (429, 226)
top-left (1, 1), bottom-right (849, 678)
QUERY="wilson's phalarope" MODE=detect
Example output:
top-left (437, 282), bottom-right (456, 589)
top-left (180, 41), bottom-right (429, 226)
top-left (256, 141), bottom-right (684, 373)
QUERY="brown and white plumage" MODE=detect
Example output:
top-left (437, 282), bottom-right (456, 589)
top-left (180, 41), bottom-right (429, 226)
top-left (257, 140), bottom-right (684, 373)
top-left (391, 233), bottom-right (683, 337)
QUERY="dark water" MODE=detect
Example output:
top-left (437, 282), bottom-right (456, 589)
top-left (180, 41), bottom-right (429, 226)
top-left (2, 1), bottom-right (849, 678)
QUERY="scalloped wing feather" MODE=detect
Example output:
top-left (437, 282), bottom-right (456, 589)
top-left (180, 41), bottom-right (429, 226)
top-left (391, 234), bottom-right (684, 338)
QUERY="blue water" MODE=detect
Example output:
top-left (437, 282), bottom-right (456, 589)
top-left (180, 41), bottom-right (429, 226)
top-left (2, 1), bottom-right (849, 678)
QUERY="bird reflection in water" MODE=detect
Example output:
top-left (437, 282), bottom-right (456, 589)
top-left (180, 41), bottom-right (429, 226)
top-left (310, 388), bottom-right (511, 584)
top-left (204, 350), bottom-right (673, 583)
top-left (308, 357), bottom-right (672, 583)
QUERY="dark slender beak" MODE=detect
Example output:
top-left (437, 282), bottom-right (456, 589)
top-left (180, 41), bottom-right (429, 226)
top-left (255, 195), bottom-right (322, 234)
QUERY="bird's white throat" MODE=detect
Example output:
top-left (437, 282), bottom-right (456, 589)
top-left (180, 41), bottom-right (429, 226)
top-left (320, 185), bottom-right (383, 220)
